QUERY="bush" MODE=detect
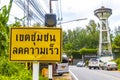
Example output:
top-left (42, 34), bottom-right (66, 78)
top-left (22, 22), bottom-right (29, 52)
top-left (80, 48), bottom-right (97, 55)
top-left (0, 69), bottom-right (32, 80)
top-left (115, 58), bottom-right (120, 70)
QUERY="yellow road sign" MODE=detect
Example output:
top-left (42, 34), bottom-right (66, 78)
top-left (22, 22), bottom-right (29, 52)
top-left (10, 27), bottom-right (62, 62)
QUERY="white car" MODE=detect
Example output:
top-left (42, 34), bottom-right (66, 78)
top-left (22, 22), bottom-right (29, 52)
top-left (56, 54), bottom-right (69, 76)
top-left (88, 58), bottom-right (103, 69)
top-left (102, 61), bottom-right (118, 70)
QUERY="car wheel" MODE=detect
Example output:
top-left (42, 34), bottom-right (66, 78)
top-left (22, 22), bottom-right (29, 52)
top-left (89, 67), bottom-right (91, 69)
top-left (58, 73), bottom-right (63, 76)
top-left (94, 67), bottom-right (96, 69)
top-left (115, 68), bottom-right (118, 70)
top-left (98, 67), bottom-right (100, 70)
top-left (101, 67), bottom-right (104, 70)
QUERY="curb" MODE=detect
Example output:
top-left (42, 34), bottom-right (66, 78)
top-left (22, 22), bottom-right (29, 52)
top-left (53, 73), bottom-right (72, 80)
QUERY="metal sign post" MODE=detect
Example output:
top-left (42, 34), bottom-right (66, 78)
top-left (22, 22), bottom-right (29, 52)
top-left (48, 63), bottom-right (53, 80)
top-left (33, 62), bottom-right (39, 80)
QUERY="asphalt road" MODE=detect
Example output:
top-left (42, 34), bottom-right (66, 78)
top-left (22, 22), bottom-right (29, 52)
top-left (69, 65), bottom-right (120, 80)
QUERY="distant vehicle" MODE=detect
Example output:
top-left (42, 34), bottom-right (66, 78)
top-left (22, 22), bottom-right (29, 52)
top-left (76, 61), bottom-right (85, 67)
top-left (102, 61), bottom-right (118, 70)
top-left (55, 54), bottom-right (69, 76)
top-left (88, 58), bottom-right (103, 69)
top-left (98, 53), bottom-right (114, 69)
top-left (98, 54), bottom-right (113, 63)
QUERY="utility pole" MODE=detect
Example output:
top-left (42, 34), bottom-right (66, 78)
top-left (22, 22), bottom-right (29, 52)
top-left (27, 0), bottom-right (30, 27)
top-left (49, 0), bottom-right (52, 13)
top-left (45, 0), bottom-right (58, 80)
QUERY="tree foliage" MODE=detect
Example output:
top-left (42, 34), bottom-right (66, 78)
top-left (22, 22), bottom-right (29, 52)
top-left (114, 35), bottom-right (120, 47)
top-left (63, 20), bottom-right (99, 52)
top-left (85, 20), bottom-right (99, 48)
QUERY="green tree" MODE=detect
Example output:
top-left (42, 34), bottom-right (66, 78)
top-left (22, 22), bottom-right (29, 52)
top-left (0, 0), bottom-right (13, 33)
top-left (0, 0), bottom-right (13, 56)
top-left (62, 31), bottom-right (68, 50)
top-left (63, 20), bottom-right (99, 51)
top-left (72, 28), bottom-right (87, 49)
top-left (86, 20), bottom-right (99, 48)
top-left (63, 28), bottom-right (87, 51)
top-left (113, 26), bottom-right (120, 46)
top-left (9, 21), bottom-right (21, 28)
top-left (114, 35), bottom-right (120, 47)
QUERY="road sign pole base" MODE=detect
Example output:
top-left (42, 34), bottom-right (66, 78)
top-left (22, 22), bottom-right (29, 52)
top-left (48, 64), bottom-right (52, 80)
top-left (33, 62), bottom-right (39, 80)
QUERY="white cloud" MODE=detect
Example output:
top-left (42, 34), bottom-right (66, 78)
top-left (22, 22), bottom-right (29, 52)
top-left (60, 0), bottom-right (120, 31)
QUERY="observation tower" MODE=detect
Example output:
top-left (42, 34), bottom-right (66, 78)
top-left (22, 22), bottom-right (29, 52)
top-left (94, 6), bottom-right (112, 56)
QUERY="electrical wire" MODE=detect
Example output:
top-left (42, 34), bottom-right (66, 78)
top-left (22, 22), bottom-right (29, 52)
top-left (14, 0), bottom-right (48, 25)
top-left (14, 0), bottom-right (63, 26)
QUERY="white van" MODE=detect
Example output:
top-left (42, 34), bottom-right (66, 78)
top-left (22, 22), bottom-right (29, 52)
top-left (88, 58), bottom-right (103, 69)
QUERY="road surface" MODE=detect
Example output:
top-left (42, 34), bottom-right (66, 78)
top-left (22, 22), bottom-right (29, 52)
top-left (69, 65), bottom-right (120, 80)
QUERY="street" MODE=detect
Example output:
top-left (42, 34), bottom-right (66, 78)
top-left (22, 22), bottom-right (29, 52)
top-left (69, 65), bottom-right (120, 80)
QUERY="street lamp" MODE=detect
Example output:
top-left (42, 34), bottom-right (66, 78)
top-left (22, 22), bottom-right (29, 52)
top-left (57, 18), bottom-right (88, 25)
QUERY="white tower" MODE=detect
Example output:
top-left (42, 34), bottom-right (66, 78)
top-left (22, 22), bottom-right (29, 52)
top-left (94, 6), bottom-right (112, 56)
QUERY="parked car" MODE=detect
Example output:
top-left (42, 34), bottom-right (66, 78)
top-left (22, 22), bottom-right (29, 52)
top-left (76, 61), bottom-right (85, 67)
top-left (88, 58), bottom-right (103, 69)
top-left (55, 54), bottom-right (69, 76)
top-left (102, 61), bottom-right (118, 70)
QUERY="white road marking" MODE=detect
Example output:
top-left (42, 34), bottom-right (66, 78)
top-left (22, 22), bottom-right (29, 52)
top-left (69, 70), bottom-right (79, 80)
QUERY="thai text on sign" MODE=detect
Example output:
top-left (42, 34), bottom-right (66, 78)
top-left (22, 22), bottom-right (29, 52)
top-left (10, 27), bottom-right (62, 62)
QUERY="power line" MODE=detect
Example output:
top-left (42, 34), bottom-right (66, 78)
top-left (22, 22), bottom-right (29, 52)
top-left (14, 0), bottom-right (63, 26)
top-left (14, 0), bottom-right (48, 25)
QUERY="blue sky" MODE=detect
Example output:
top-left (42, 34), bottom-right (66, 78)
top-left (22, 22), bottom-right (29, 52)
top-left (1, 0), bottom-right (120, 31)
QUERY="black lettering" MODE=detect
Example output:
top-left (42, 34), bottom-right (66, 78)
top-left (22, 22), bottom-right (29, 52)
top-left (31, 33), bottom-right (36, 41)
top-left (30, 47), bottom-right (34, 54)
top-left (40, 48), bottom-right (45, 54)
top-left (46, 48), bottom-right (48, 54)
top-left (50, 35), bottom-right (56, 42)
top-left (24, 47), bottom-right (29, 54)
top-left (16, 35), bottom-right (18, 41)
top-left (37, 35), bottom-right (42, 41)
top-left (55, 48), bottom-right (59, 54)
top-left (49, 48), bottom-right (53, 54)
top-left (20, 34), bottom-right (24, 41)
top-left (25, 34), bottom-right (30, 41)
top-left (35, 47), bottom-right (39, 54)
top-left (13, 47), bottom-right (17, 54)
top-left (19, 47), bottom-right (23, 54)
top-left (44, 33), bottom-right (49, 41)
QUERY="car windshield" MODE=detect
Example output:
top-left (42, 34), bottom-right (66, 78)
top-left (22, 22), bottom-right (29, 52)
top-left (90, 58), bottom-right (98, 61)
